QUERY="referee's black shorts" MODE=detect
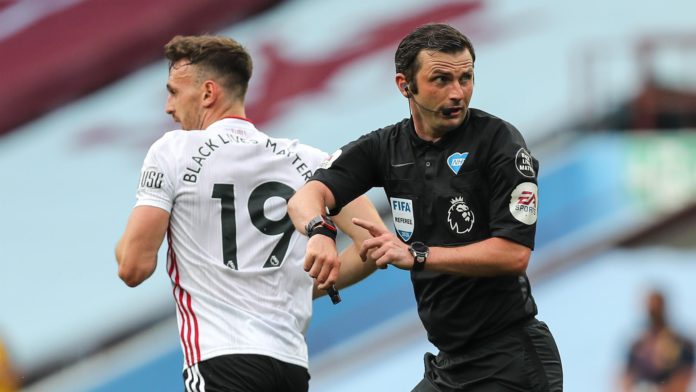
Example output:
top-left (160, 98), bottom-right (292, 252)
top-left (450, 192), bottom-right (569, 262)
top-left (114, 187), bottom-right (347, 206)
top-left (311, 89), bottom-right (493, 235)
top-left (412, 318), bottom-right (563, 392)
top-left (182, 353), bottom-right (309, 392)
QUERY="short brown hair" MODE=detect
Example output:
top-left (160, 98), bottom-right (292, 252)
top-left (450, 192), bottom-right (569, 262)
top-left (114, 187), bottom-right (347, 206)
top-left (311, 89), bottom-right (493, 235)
top-left (395, 24), bottom-right (475, 94)
top-left (164, 35), bottom-right (253, 98)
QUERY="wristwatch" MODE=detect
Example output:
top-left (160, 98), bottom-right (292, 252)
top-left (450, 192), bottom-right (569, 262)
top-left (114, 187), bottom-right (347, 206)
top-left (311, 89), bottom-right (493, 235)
top-left (409, 241), bottom-right (429, 271)
top-left (305, 215), bottom-right (337, 241)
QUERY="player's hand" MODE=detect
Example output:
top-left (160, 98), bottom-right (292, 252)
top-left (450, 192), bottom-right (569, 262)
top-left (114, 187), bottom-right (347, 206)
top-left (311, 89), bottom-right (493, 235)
top-left (304, 234), bottom-right (340, 290)
top-left (352, 218), bottom-right (412, 270)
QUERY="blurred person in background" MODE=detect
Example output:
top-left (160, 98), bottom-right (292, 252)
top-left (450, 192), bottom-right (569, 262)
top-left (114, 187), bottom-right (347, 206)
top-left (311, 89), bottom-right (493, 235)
top-left (0, 334), bottom-right (18, 392)
top-left (288, 23), bottom-right (562, 391)
top-left (115, 34), bottom-right (384, 392)
top-left (622, 289), bottom-right (694, 392)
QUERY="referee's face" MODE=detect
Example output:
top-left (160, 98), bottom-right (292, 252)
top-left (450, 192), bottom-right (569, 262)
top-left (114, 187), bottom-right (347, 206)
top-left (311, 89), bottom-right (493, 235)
top-left (412, 49), bottom-right (474, 139)
top-left (165, 59), bottom-right (204, 131)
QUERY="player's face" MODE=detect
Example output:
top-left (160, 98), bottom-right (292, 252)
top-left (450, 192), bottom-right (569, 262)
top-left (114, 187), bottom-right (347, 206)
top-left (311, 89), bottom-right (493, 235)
top-left (165, 59), bottom-right (204, 130)
top-left (412, 49), bottom-right (474, 138)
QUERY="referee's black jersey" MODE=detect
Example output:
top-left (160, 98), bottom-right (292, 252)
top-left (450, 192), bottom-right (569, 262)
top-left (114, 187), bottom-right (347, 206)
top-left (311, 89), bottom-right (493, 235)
top-left (312, 108), bottom-right (540, 353)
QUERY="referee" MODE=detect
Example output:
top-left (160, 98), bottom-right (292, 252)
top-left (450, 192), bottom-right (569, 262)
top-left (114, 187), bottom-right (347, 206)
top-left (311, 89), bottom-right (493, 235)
top-left (288, 23), bottom-right (563, 391)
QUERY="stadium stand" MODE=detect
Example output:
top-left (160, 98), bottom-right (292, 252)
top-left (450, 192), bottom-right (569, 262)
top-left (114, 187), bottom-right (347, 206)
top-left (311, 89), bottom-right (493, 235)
top-left (0, 0), bottom-right (282, 137)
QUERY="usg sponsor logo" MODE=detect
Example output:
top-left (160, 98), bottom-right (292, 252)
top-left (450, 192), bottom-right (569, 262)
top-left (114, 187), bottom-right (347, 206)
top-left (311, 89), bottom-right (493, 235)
top-left (509, 182), bottom-right (538, 225)
top-left (390, 197), bottom-right (414, 241)
top-left (447, 196), bottom-right (475, 234)
top-left (515, 148), bottom-right (535, 178)
top-left (140, 170), bottom-right (164, 189)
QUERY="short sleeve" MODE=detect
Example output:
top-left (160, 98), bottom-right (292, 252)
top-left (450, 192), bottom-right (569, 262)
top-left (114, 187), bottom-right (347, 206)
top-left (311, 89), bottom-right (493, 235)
top-left (311, 130), bottom-right (382, 214)
top-left (134, 138), bottom-right (175, 213)
top-left (486, 122), bottom-right (539, 249)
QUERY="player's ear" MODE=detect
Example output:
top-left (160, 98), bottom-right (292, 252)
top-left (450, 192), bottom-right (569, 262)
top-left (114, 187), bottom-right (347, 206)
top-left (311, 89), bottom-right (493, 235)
top-left (202, 80), bottom-right (217, 107)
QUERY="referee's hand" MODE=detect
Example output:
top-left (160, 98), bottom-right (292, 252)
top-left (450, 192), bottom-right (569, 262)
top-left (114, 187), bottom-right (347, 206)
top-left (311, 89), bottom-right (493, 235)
top-left (352, 218), bottom-right (412, 270)
top-left (304, 234), bottom-right (340, 290)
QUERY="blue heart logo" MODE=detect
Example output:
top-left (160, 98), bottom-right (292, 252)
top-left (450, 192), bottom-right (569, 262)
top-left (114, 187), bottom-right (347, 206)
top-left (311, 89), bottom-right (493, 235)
top-left (447, 152), bottom-right (469, 175)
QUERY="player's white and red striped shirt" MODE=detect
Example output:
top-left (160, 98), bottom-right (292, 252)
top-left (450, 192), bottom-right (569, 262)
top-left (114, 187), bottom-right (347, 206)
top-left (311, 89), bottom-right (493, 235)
top-left (134, 117), bottom-right (328, 370)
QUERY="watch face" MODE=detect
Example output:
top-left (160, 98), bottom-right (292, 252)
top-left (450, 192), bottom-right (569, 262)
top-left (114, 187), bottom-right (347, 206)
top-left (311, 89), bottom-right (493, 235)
top-left (411, 242), bottom-right (427, 253)
top-left (410, 242), bottom-right (427, 271)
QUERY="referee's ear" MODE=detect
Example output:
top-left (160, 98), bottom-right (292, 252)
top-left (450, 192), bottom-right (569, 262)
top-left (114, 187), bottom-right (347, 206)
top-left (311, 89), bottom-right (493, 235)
top-left (395, 73), bottom-right (409, 98)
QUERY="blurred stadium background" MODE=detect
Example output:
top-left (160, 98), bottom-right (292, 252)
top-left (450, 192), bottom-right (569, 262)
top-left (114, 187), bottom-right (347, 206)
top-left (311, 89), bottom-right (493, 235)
top-left (1, 0), bottom-right (696, 391)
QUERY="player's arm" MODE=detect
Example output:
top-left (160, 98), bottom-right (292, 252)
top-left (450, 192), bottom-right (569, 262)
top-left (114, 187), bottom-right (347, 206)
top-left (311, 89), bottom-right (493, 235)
top-left (662, 346), bottom-right (694, 392)
top-left (620, 344), bottom-right (639, 392)
top-left (312, 195), bottom-right (384, 299)
top-left (663, 369), bottom-right (693, 392)
top-left (619, 372), bottom-right (634, 392)
top-left (288, 180), bottom-right (337, 233)
top-left (115, 206), bottom-right (169, 287)
top-left (0, 342), bottom-right (19, 390)
top-left (288, 180), bottom-right (340, 290)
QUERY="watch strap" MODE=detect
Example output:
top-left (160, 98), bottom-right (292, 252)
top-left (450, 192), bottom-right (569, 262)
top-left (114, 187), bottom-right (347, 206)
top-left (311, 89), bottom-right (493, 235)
top-left (409, 242), bottom-right (428, 271)
top-left (305, 215), bottom-right (337, 241)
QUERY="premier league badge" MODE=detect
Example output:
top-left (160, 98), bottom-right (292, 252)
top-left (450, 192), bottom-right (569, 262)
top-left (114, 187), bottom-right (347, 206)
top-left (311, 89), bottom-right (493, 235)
top-left (447, 196), bottom-right (475, 234)
top-left (390, 197), bottom-right (414, 241)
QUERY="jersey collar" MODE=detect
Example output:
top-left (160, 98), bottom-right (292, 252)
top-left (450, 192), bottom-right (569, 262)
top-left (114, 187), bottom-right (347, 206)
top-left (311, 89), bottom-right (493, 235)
top-left (220, 115), bottom-right (253, 123)
top-left (407, 110), bottom-right (470, 149)
top-left (207, 116), bottom-right (260, 135)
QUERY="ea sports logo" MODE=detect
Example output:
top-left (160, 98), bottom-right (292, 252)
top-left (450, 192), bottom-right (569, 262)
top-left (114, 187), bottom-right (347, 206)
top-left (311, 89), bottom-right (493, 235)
top-left (509, 182), bottom-right (538, 225)
top-left (447, 196), bottom-right (475, 234)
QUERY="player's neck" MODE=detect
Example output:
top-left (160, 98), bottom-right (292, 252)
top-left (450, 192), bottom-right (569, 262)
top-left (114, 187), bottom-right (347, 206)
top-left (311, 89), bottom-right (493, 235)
top-left (201, 103), bottom-right (247, 129)
top-left (218, 101), bottom-right (246, 122)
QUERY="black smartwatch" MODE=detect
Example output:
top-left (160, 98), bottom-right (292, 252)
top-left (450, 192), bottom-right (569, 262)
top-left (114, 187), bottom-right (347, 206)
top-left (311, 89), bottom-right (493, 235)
top-left (305, 215), bottom-right (337, 241)
top-left (409, 241), bottom-right (429, 271)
